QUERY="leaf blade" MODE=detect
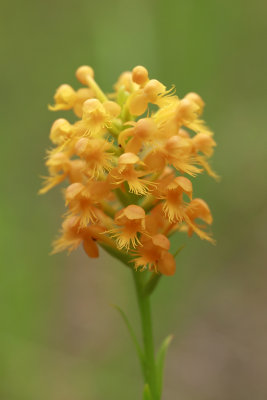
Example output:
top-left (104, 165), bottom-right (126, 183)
top-left (112, 304), bottom-right (144, 368)
top-left (143, 383), bottom-right (153, 400)
top-left (156, 334), bottom-right (173, 397)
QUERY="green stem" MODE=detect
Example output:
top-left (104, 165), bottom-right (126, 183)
top-left (99, 243), bottom-right (132, 267)
top-left (132, 270), bottom-right (159, 400)
top-left (143, 273), bottom-right (162, 297)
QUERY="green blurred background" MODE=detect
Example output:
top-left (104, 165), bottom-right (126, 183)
top-left (1, 0), bottom-right (266, 399)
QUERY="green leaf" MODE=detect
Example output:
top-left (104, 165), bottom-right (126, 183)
top-left (156, 334), bottom-right (173, 397)
top-left (112, 304), bottom-right (144, 369)
top-left (143, 383), bottom-right (152, 400)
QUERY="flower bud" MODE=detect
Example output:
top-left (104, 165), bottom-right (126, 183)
top-left (132, 66), bottom-right (149, 85)
top-left (128, 92), bottom-right (147, 115)
top-left (76, 65), bottom-right (94, 85)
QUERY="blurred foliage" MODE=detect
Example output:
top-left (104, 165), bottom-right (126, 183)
top-left (0, 0), bottom-right (266, 399)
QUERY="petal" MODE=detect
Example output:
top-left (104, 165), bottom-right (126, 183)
top-left (83, 237), bottom-right (99, 258)
top-left (158, 253), bottom-right (176, 276)
top-left (123, 205), bottom-right (146, 221)
top-left (118, 152), bottom-right (139, 165)
top-left (151, 234), bottom-right (170, 251)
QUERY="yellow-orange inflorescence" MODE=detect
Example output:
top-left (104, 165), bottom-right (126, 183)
top-left (40, 65), bottom-right (217, 276)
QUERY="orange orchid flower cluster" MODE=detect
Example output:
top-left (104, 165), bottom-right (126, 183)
top-left (40, 65), bottom-right (217, 276)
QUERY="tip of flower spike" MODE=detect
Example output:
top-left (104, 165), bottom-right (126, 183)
top-left (76, 65), bottom-right (94, 85)
top-left (132, 66), bottom-right (149, 85)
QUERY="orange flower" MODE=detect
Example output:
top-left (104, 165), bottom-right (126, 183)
top-left (49, 118), bottom-right (73, 145)
top-left (52, 216), bottom-right (105, 258)
top-left (192, 133), bottom-right (218, 179)
top-left (39, 153), bottom-right (85, 194)
top-left (48, 84), bottom-right (77, 111)
top-left (128, 66), bottom-right (170, 116)
top-left (75, 137), bottom-right (115, 176)
top-left (143, 135), bottom-right (201, 176)
top-left (79, 99), bottom-right (110, 136)
top-left (119, 118), bottom-right (157, 154)
top-left (145, 203), bottom-right (168, 236)
top-left (185, 198), bottom-right (215, 243)
top-left (65, 181), bottom-right (111, 226)
top-left (159, 176), bottom-right (193, 222)
top-left (109, 153), bottom-right (154, 195)
top-left (133, 234), bottom-right (176, 276)
top-left (108, 205), bottom-right (146, 250)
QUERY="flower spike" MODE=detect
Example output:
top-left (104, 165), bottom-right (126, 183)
top-left (40, 65), bottom-right (217, 269)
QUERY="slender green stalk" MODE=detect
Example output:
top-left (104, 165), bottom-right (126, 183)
top-left (99, 243), bottom-right (132, 267)
top-left (132, 270), bottom-right (159, 400)
top-left (143, 273), bottom-right (162, 297)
